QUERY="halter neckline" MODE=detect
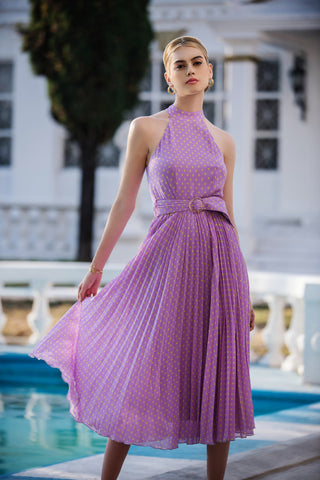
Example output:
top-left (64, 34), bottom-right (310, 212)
top-left (168, 103), bottom-right (204, 118)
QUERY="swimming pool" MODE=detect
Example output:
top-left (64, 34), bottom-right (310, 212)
top-left (1, 355), bottom-right (320, 476)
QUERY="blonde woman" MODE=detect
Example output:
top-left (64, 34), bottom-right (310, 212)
top-left (30, 36), bottom-right (255, 480)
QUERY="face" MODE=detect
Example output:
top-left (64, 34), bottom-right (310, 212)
top-left (164, 45), bottom-right (213, 96)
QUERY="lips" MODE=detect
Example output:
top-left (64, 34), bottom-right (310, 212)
top-left (186, 78), bottom-right (198, 84)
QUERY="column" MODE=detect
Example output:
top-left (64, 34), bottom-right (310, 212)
top-left (220, 37), bottom-right (259, 259)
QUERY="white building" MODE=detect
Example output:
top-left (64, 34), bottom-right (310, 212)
top-left (0, 0), bottom-right (320, 274)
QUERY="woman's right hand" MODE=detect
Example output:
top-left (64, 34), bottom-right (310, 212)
top-left (77, 271), bottom-right (103, 302)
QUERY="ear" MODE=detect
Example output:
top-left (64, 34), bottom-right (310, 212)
top-left (208, 62), bottom-right (213, 76)
top-left (164, 71), bottom-right (171, 84)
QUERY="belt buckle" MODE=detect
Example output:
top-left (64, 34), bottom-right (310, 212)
top-left (188, 196), bottom-right (206, 213)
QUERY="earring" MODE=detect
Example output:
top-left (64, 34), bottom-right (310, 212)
top-left (208, 78), bottom-right (214, 88)
top-left (167, 85), bottom-right (175, 95)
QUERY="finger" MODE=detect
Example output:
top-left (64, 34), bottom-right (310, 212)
top-left (78, 288), bottom-right (83, 302)
top-left (77, 283), bottom-right (83, 300)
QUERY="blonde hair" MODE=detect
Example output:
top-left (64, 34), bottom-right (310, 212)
top-left (163, 36), bottom-right (211, 92)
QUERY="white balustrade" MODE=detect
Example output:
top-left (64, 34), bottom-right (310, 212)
top-left (1, 262), bottom-right (320, 384)
top-left (0, 261), bottom-right (125, 344)
top-left (0, 205), bottom-right (78, 259)
top-left (247, 270), bottom-right (320, 382)
top-left (0, 204), bottom-right (151, 262)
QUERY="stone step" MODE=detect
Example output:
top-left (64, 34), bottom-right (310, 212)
top-left (247, 256), bottom-right (320, 275)
top-left (253, 245), bottom-right (320, 255)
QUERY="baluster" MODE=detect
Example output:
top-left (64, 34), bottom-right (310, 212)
top-left (27, 280), bottom-right (53, 344)
top-left (260, 294), bottom-right (286, 367)
top-left (281, 297), bottom-right (304, 375)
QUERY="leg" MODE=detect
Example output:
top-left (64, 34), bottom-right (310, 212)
top-left (101, 438), bottom-right (131, 480)
top-left (206, 441), bottom-right (230, 480)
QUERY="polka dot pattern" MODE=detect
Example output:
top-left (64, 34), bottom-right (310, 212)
top-left (29, 103), bottom-right (255, 450)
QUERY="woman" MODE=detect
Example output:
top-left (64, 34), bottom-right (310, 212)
top-left (30, 36), bottom-right (255, 480)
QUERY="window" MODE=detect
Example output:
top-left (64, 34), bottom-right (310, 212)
top-left (64, 137), bottom-right (120, 168)
top-left (254, 59), bottom-right (280, 170)
top-left (0, 61), bottom-right (13, 166)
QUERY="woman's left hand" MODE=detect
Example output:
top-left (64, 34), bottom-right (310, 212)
top-left (249, 301), bottom-right (255, 331)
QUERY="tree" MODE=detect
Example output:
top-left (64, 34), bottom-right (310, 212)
top-left (16, 0), bottom-right (154, 260)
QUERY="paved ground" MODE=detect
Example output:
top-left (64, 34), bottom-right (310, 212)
top-left (1, 432), bottom-right (319, 479)
top-left (1, 365), bottom-right (320, 479)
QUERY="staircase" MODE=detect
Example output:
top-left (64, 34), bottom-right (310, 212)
top-left (247, 217), bottom-right (320, 275)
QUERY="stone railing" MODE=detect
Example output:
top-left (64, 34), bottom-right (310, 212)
top-left (247, 270), bottom-right (320, 384)
top-left (0, 204), bottom-right (150, 263)
top-left (0, 205), bottom-right (130, 261)
top-left (0, 205), bottom-right (79, 260)
top-left (0, 261), bottom-right (124, 344)
top-left (1, 261), bottom-right (320, 384)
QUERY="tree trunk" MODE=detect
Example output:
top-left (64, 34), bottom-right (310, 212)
top-left (76, 138), bottom-right (98, 261)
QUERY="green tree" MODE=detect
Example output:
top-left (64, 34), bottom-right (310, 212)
top-left (16, 0), bottom-right (154, 260)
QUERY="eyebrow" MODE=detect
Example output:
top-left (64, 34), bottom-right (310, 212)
top-left (173, 55), bottom-right (204, 65)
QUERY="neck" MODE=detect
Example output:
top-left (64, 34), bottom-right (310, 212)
top-left (174, 93), bottom-right (204, 112)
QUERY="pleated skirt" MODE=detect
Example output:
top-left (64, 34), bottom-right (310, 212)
top-left (30, 210), bottom-right (255, 449)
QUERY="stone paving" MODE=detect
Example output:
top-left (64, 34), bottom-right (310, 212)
top-left (1, 432), bottom-right (319, 479)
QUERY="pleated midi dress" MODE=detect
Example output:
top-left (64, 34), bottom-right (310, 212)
top-left (30, 103), bottom-right (255, 449)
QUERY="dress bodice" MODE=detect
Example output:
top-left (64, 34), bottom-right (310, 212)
top-left (145, 103), bottom-right (227, 206)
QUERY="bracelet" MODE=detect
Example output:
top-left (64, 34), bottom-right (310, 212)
top-left (89, 263), bottom-right (103, 274)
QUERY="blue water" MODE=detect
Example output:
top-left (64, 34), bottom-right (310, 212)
top-left (1, 355), bottom-right (320, 476)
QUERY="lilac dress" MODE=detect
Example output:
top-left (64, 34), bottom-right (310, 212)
top-left (30, 103), bottom-right (255, 449)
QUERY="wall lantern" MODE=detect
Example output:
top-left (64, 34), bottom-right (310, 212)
top-left (288, 54), bottom-right (307, 121)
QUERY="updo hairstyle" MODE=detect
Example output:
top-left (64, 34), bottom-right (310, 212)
top-left (163, 36), bottom-right (211, 92)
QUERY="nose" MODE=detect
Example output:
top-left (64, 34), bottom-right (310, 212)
top-left (186, 63), bottom-right (195, 75)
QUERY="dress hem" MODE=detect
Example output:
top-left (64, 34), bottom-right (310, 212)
top-left (28, 352), bottom-right (256, 451)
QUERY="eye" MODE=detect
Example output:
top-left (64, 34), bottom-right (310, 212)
top-left (176, 65), bottom-right (184, 69)
top-left (194, 61), bottom-right (202, 66)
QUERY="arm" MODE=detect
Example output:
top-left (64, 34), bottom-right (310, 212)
top-left (91, 118), bottom-right (149, 269)
top-left (222, 134), bottom-right (240, 244)
top-left (78, 117), bottom-right (149, 301)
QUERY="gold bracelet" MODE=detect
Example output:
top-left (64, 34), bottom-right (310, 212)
top-left (89, 264), bottom-right (103, 274)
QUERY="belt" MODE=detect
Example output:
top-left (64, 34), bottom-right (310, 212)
top-left (153, 195), bottom-right (233, 225)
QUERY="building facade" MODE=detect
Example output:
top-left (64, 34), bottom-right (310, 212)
top-left (0, 0), bottom-right (320, 273)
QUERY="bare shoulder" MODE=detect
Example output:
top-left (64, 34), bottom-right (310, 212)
top-left (130, 110), bottom-right (170, 166)
top-left (204, 118), bottom-right (235, 161)
top-left (131, 109), bottom-right (169, 131)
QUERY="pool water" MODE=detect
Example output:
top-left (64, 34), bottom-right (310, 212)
top-left (1, 384), bottom-right (320, 476)
top-left (1, 355), bottom-right (320, 476)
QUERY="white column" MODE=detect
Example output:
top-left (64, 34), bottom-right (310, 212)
top-left (221, 37), bottom-right (258, 259)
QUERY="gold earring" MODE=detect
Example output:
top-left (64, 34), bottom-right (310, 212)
top-left (208, 78), bottom-right (214, 88)
top-left (167, 85), bottom-right (175, 95)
